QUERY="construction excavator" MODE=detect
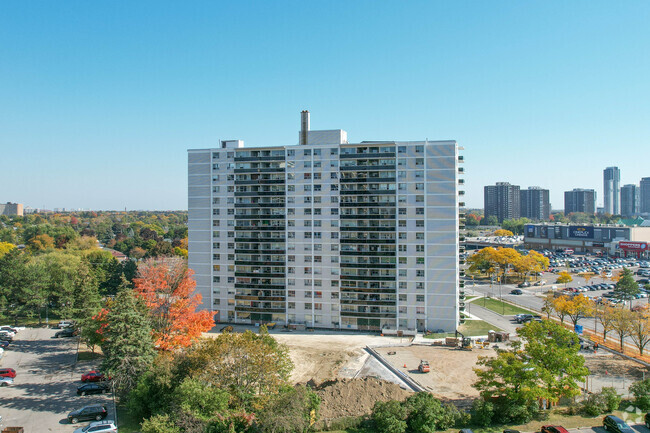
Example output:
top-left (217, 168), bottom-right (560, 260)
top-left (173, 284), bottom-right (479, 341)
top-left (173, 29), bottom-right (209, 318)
top-left (455, 330), bottom-right (473, 350)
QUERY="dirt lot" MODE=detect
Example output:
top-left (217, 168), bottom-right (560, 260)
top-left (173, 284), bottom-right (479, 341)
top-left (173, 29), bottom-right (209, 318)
top-left (375, 344), bottom-right (496, 405)
top-left (582, 348), bottom-right (648, 396)
top-left (271, 331), bottom-right (409, 384)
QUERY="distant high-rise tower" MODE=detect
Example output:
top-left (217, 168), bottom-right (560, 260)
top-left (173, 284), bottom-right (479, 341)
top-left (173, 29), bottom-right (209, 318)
top-left (603, 167), bottom-right (621, 215)
top-left (520, 187), bottom-right (550, 220)
top-left (620, 184), bottom-right (639, 218)
top-left (640, 178), bottom-right (650, 215)
top-left (564, 189), bottom-right (596, 215)
top-left (484, 182), bottom-right (520, 223)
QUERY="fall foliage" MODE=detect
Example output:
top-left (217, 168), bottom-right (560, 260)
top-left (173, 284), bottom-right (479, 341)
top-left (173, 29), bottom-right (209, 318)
top-left (134, 258), bottom-right (215, 351)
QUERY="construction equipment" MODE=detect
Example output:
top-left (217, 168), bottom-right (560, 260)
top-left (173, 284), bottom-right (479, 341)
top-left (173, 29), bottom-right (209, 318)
top-left (455, 330), bottom-right (473, 350)
top-left (418, 360), bottom-right (430, 373)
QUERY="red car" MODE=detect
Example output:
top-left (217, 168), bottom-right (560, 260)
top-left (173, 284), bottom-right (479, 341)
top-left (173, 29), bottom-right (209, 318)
top-left (541, 426), bottom-right (569, 433)
top-left (0, 368), bottom-right (16, 378)
top-left (81, 370), bottom-right (106, 382)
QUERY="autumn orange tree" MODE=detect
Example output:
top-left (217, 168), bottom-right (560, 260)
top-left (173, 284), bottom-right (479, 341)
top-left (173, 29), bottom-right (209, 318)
top-left (134, 258), bottom-right (215, 351)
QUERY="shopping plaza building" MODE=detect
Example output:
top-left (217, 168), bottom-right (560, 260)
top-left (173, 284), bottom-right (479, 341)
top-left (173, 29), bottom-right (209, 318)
top-left (524, 223), bottom-right (650, 258)
top-left (188, 112), bottom-right (464, 333)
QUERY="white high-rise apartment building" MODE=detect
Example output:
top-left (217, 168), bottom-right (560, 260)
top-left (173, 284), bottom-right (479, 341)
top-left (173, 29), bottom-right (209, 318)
top-left (188, 112), bottom-right (463, 333)
top-left (603, 166), bottom-right (621, 215)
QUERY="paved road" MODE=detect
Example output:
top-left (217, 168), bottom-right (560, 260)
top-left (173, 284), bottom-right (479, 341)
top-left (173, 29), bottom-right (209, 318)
top-left (0, 327), bottom-right (115, 433)
top-left (465, 303), bottom-right (519, 335)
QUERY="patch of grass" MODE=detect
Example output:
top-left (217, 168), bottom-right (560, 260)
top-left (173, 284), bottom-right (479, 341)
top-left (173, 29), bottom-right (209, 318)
top-left (472, 297), bottom-right (536, 316)
top-left (425, 319), bottom-right (503, 339)
top-left (117, 405), bottom-right (141, 433)
top-left (77, 351), bottom-right (103, 361)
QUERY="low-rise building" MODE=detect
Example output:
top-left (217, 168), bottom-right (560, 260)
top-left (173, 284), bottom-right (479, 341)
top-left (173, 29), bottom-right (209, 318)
top-left (0, 202), bottom-right (23, 216)
top-left (524, 223), bottom-right (650, 258)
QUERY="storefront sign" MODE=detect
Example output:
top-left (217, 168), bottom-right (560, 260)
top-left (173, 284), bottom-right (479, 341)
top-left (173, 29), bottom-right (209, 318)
top-left (618, 241), bottom-right (649, 251)
top-left (569, 226), bottom-right (594, 239)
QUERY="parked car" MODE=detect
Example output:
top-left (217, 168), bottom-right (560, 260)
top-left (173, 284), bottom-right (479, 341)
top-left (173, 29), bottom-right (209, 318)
top-left (0, 326), bottom-right (18, 333)
top-left (73, 420), bottom-right (117, 433)
top-left (67, 404), bottom-right (109, 423)
top-left (516, 314), bottom-right (534, 324)
top-left (0, 376), bottom-right (14, 386)
top-left (55, 328), bottom-right (77, 338)
top-left (510, 289), bottom-right (523, 295)
top-left (517, 281), bottom-right (531, 288)
top-left (0, 368), bottom-right (16, 378)
top-left (55, 320), bottom-right (75, 329)
top-left (81, 371), bottom-right (106, 383)
top-left (0, 330), bottom-right (16, 338)
top-left (0, 340), bottom-right (9, 348)
top-left (77, 382), bottom-right (110, 396)
top-left (0, 334), bottom-right (13, 342)
top-left (603, 415), bottom-right (634, 433)
top-left (541, 426), bottom-right (570, 433)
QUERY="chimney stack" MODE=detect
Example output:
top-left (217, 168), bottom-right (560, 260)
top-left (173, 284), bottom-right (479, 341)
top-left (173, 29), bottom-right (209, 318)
top-left (300, 110), bottom-right (310, 145)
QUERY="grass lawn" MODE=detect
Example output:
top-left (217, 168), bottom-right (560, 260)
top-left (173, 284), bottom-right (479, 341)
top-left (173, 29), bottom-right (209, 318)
top-left (472, 297), bottom-right (537, 316)
top-left (425, 319), bottom-right (503, 339)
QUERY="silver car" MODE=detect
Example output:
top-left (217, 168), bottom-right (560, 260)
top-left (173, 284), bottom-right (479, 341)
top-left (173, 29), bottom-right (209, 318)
top-left (73, 420), bottom-right (118, 433)
top-left (0, 377), bottom-right (14, 386)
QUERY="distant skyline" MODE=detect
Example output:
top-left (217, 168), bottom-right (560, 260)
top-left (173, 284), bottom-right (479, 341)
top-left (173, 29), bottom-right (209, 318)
top-left (1, 1), bottom-right (649, 211)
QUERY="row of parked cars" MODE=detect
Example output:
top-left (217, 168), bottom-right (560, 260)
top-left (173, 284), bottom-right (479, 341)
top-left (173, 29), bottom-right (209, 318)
top-left (460, 414), bottom-right (648, 433)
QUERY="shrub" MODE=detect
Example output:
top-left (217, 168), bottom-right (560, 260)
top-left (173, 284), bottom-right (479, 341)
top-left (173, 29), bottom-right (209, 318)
top-left (255, 385), bottom-right (321, 433)
top-left (470, 399), bottom-right (494, 427)
top-left (141, 414), bottom-right (181, 433)
top-left (372, 400), bottom-right (407, 433)
top-left (600, 387), bottom-right (622, 412)
top-left (581, 394), bottom-right (606, 417)
top-left (630, 379), bottom-right (650, 411)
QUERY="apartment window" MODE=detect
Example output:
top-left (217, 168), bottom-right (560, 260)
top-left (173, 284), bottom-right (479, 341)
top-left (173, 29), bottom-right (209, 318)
top-left (305, 208), bottom-right (312, 215)
top-left (415, 195), bottom-right (424, 203)
top-left (213, 220), bottom-right (220, 227)
top-left (227, 243), bottom-right (234, 249)
top-left (331, 244), bottom-right (339, 252)
top-left (304, 232), bottom-right (312, 239)
top-left (416, 245), bottom-right (424, 252)
top-left (416, 207), bottom-right (424, 215)
top-left (331, 281), bottom-right (339, 288)
top-left (415, 170), bottom-right (424, 178)
top-left (288, 290), bottom-right (296, 297)
top-left (416, 257), bottom-right (425, 264)
top-left (304, 220), bottom-right (312, 227)
top-left (288, 208), bottom-right (295, 215)
top-left (288, 173), bottom-right (295, 180)
top-left (416, 270), bottom-right (425, 277)
top-left (288, 267), bottom-right (295, 274)
top-left (330, 148), bottom-right (338, 155)
top-left (314, 185), bottom-right (321, 192)
top-left (332, 232), bottom-right (339, 239)
top-left (304, 149), bottom-right (311, 156)
top-left (415, 145), bottom-right (424, 153)
top-left (315, 289), bottom-right (322, 297)
top-left (288, 278), bottom-right (295, 285)
top-left (330, 173), bottom-right (338, 180)
top-left (398, 146), bottom-right (407, 153)
top-left (331, 184), bottom-right (338, 191)
top-left (314, 208), bottom-right (321, 214)
top-left (213, 265), bottom-right (221, 271)
top-left (399, 294), bottom-right (407, 302)
top-left (227, 198), bottom-right (234, 204)
top-left (227, 231), bottom-right (234, 238)
top-left (314, 149), bottom-right (321, 156)
top-left (305, 303), bottom-right (312, 310)
top-left (304, 255), bottom-right (312, 262)
top-left (227, 209), bottom-right (234, 215)
top-left (304, 197), bottom-right (311, 204)
top-left (314, 243), bottom-right (322, 251)
top-left (314, 162), bottom-right (321, 169)
top-left (288, 232), bottom-right (295, 238)
top-left (213, 276), bottom-right (220, 283)
top-left (416, 220), bottom-right (424, 227)
top-left (314, 220), bottom-right (321, 227)
top-left (288, 255), bottom-right (295, 262)
top-left (314, 197), bottom-right (321, 203)
top-left (399, 221), bottom-right (406, 228)
top-left (227, 220), bottom-right (235, 227)
top-left (304, 162), bottom-right (311, 168)
top-left (399, 257), bottom-right (407, 264)
top-left (399, 233), bottom-right (407, 240)
top-left (213, 209), bottom-right (220, 215)
top-left (288, 302), bottom-right (295, 309)
top-left (331, 196), bottom-right (338, 203)
top-left (228, 185), bottom-right (235, 192)
top-left (227, 174), bottom-right (234, 181)
top-left (330, 256), bottom-right (338, 263)
top-left (331, 208), bottom-right (339, 216)
top-left (399, 282), bottom-right (407, 289)
top-left (213, 232), bottom-right (220, 238)
top-left (399, 245), bottom-right (407, 252)
top-left (288, 185), bottom-right (295, 192)
top-left (287, 150), bottom-right (295, 156)
top-left (228, 254), bottom-right (235, 260)
top-left (330, 161), bottom-right (338, 168)
top-left (415, 158), bottom-right (424, 166)
top-left (213, 253), bottom-right (220, 260)
top-left (398, 170), bottom-right (406, 178)
top-left (416, 294), bottom-right (425, 302)
top-left (416, 282), bottom-right (424, 290)
top-left (304, 291), bottom-right (312, 298)
top-left (304, 185), bottom-right (312, 192)
top-left (228, 276), bottom-right (235, 283)
top-left (304, 173), bottom-right (311, 180)
top-left (416, 232), bottom-right (424, 240)
top-left (213, 153), bottom-right (220, 159)
top-left (314, 232), bottom-right (322, 239)
top-left (398, 208), bottom-right (406, 215)
top-left (399, 269), bottom-right (407, 277)
top-left (213, 186), bottom-right (220, 193)
top-left (415, 183), bottom-right (424, 190)
top-left (288, 220), bottom-right (295, 227)
top-left (213, 163), bottom-right (219, 170)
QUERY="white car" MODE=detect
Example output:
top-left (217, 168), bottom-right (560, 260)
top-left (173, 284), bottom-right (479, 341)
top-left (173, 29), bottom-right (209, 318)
top-left (0, 376), bottom-right (13, 386)
top-left (73, 420), bottom-right (118, 433)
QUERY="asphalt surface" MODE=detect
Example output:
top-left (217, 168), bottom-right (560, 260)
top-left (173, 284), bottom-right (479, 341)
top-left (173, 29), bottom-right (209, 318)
top-left (0, 327), bottom-right (115, 433)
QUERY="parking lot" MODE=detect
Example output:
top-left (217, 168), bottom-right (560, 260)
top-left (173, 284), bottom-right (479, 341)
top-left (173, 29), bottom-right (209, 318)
top-left (0, 327), bottom-right (115, 432)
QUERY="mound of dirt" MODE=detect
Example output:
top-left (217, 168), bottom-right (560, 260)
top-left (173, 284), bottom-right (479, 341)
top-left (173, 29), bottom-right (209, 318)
top-left (315, 377), bottom-right (413, 419)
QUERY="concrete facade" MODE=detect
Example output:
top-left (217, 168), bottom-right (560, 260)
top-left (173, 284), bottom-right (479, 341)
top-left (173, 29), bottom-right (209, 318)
top-left (188, 121), bottom-right (462, 333)
top-left (0, 202), bottom-right (23, 216)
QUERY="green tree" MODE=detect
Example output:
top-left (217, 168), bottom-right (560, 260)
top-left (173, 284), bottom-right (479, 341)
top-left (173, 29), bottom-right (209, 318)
top-left (101, 281), bottom-right (156, 396)
top-left (255, 385), bottom-right (320, 433)
top-left (140, 414), bottom-right (180, 433)
top-left (180, 331), bottom-right (293, 410)
top-left (630, 379), bottom-right (650, 410)
top-left (127, 356), bottom-right (177, 421)
top-left (404, 392), bottom-right (460, 433)
top-left (614, 268), bottom-right (640, 308)
top-left (173, 377), bottom-right (230, 422)
top-left (372, 400), bottom-right (407, 433)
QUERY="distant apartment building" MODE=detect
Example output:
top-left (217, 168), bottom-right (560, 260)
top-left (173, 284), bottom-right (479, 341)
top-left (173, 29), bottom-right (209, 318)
top-left (519, 187), bottom-right (550, 220)
top-left (188, 112), bottom-right (463, 333)
top-left (621, 184), bottom-right (639, 218)
top-left (603, 167), bottom-right (621, 215)
top-left (484, 182), bottom-right (520, 223)
top-left (641, 178), bottom-right (650, 215)
top-left (564, 189), bottom-right (596, 215)
top-left (0, 202), bottom-right (23, 216)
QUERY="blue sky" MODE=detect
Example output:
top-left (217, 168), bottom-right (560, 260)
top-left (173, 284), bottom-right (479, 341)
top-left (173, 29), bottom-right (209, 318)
top-left (1, 1), bottom-right (649, 211)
